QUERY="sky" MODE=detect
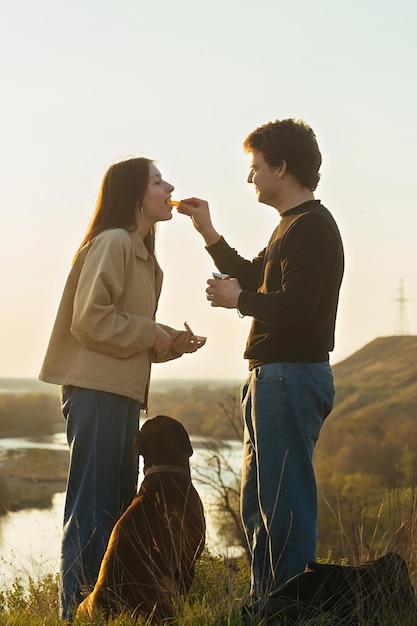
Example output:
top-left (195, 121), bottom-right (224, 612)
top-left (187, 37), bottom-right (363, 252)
top-left (1, 0), bottom-right (416, 382)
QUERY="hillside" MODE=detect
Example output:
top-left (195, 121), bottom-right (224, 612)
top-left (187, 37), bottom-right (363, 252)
top-left (317, 335), bottom-right (417, 481)
top-left (333, 335), bottom-right (417, 387)
top-left (331, 335), bottom-right (417, 422)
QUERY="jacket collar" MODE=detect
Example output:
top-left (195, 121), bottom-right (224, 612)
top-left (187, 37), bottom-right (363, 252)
top-left (129, 228), bottom-right (151, 260)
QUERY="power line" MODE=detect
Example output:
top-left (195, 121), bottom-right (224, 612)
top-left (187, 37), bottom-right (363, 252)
top-left (394, 278), bottom-right (409, 336)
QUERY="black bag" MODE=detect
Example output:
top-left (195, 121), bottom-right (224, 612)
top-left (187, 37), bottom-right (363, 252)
top-left (242, 552), bottom-right (417, 625)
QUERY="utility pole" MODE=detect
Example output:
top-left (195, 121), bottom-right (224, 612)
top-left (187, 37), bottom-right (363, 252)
top-left (394, 278), bottom-right (409, 336)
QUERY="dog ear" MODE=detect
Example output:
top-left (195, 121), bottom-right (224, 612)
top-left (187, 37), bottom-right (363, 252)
top-left (174, 423), bottom-right (193, 458)
top-left (133, 431), bottom-right (145, 458)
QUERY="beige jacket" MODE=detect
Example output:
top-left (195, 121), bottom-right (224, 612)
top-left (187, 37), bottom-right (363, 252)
top-left (39, 228), bottom-right (182, 404)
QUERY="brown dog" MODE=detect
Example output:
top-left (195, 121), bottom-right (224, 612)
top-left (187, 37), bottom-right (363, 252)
top-left (76, 415), bottom-right (206, 622)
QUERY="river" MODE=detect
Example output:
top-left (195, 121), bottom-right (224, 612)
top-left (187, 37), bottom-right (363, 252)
top-left (0, 433), bottom-right (244, 590)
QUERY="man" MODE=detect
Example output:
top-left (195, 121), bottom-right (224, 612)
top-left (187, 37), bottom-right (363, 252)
top-left (178, 118), bottom-right (344, 598)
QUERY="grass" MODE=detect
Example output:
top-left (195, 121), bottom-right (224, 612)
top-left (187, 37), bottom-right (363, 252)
top-left (0, 551), bottom-right (251, 625)
top-left (2, 439), bottom-right (417, 624)
top-left (0, 550), bottom-right (416, 625)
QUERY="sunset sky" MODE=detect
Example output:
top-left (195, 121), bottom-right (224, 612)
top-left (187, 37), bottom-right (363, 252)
top-left (1, 0), bottom-right (416, 382)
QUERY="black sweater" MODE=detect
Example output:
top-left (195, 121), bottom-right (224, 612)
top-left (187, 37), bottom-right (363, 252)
top-left (207, 200), bottom-right (344, 368)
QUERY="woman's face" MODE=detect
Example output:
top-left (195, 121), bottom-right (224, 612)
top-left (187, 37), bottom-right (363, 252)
top-left (140, 163), bottom-right (175, 226)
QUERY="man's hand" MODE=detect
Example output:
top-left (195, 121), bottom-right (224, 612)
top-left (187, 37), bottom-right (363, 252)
top-left (177, 197), bottom-right (221, 246)
top-left (206, 277), bottom-right (242, 309)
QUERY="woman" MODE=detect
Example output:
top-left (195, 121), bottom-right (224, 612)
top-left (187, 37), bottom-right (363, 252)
top-left (39, 157), bottom-right (205, 621)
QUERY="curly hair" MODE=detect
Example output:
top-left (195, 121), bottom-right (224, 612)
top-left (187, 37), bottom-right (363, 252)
top-left (243, 119), bottom-right (322, 191)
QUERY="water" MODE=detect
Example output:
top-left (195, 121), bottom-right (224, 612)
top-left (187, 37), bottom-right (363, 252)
top-left (0, 432), bottom-right (67, 452)
top-left (0, 435), bottom-right (243, 590)
top-left (0, 493), bottom-right (65, 588)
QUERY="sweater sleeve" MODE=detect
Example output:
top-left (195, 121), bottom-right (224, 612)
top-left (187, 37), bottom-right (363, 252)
top-left (71, 234), bottom-right (156, 358)
top-left (237, 214), bottom-right (337, 326)
top-left (151, 323), bottom-right (185, 363)
top-left (206, 236), bottom-right (265, 291)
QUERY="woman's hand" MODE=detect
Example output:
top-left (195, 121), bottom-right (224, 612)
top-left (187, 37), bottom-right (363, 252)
top-left (153, 325), bottom-right (172, 358)
top-left (172, 324), bottom-right (207, 354)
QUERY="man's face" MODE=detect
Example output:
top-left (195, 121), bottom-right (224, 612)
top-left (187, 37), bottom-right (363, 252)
top-left (247, 151), bottom-right (281, 207)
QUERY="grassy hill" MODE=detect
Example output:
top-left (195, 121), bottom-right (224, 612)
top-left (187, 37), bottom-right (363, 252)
top-left (330, 335), bottom-right (417, 435)
top-left (317, 336), bottom-right (417, 478)
top-left (333, 335), bottom-right (417, 388)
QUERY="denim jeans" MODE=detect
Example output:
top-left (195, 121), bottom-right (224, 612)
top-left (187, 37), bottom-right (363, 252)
top-left (240, 362), bottom-right (334, 598)
top-left (59, 385), bottom-right (140, 620)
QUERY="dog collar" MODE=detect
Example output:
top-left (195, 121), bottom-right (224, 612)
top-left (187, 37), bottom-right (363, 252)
top-left (145, 464), bottom-right (190, 479)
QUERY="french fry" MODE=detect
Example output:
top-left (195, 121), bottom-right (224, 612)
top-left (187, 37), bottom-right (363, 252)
top-left (167, 200), bottom-right (180, 206)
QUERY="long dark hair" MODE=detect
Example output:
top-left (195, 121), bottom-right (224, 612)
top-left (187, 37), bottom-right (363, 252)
top-left (74, 157), bottom-right (155, 260)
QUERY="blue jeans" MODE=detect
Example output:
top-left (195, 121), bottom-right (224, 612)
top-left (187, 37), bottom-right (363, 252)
top-left (240, 362), bottom-right (334, 598)
top-left (59, 386), bottom-right (140, 620)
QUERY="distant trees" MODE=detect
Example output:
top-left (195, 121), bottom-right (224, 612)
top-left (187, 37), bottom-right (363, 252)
top-left (0, 384), bottom-right (242, 440)
top-left (0, 393), bottom-right (62, 438)
top-left (147, 384), bottom-right (242, 440)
